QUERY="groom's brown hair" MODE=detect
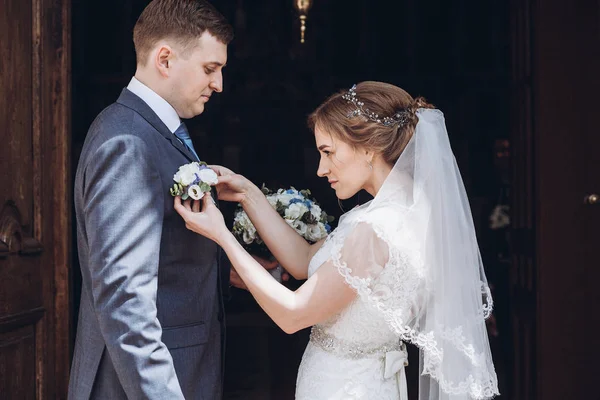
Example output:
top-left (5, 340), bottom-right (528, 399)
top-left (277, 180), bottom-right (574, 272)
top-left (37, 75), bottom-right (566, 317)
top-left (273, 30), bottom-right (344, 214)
top-left (133, 0), bottom-right (233, 66)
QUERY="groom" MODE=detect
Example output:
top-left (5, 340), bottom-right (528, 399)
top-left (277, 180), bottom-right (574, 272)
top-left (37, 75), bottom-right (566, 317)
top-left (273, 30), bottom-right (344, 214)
top-left (69, 1), bottom-right (233, 399)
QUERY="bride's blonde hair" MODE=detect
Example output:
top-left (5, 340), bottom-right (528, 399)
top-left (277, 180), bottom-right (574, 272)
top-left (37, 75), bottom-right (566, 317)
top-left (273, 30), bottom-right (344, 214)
top-left (308, 81), bottom-right (434, 165)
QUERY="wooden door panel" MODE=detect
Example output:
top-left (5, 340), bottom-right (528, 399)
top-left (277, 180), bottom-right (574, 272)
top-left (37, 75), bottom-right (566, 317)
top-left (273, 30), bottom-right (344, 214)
top-left (534, 1), bottom-right (600, 398)
top-left (0, 0), bottom-right (33, 221)
top-left (0, 323), bottom-right (40, 400)
top-left (0, 256), bottom-right (43, 317)
top-left (509, 0), bottom-right (535, 398)
top-left (0, 3), bottom-right (44, 396)
top-left (580, 0), bottom-right (600, 389)
top-left (511, 0), bottom-right (600, 398)
top-left (0, 0), bottom-right (71, 397)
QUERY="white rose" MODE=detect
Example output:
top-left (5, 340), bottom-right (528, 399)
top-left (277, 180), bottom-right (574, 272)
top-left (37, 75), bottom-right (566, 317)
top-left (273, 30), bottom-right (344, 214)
top-left (277, 193), bottom-right (294, 206)
top-left (285, 203), bottom-right (307, 220)
top-left (310, 204), bottom-right (322, 220)
top-left (307, 224), bottom-right (324, 242)
top-left (245, 221), bottom-right (256, 234)
top-left (198, 168), bottom-right (218, 185)
top-left (234, 211), bottom-right (249, 225)
top-left (299, 202), bottom-right (310, 214)
top-left (187, 185), bottom-right (204, 200)
top-left (319, 223), bottom-right (328, 237)
top-left (174, 163), bottom-right (201, 186)
top-left (246, 216), bottom-right (258, 234)
top-left (242, 230), bottom-right (256, 244)
top-left (292, 220), bottom-right (308, 236)
top-left (267, 196), bottom-right (278, 208)
top-left (234, 212), bottom-right (256, 244)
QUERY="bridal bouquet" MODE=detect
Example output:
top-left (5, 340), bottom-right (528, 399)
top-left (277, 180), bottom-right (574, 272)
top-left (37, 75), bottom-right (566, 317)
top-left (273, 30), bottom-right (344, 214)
top-left (232, 186), bottom-right (334, 259)
top-left (169, 161), bottom-right (218, 200)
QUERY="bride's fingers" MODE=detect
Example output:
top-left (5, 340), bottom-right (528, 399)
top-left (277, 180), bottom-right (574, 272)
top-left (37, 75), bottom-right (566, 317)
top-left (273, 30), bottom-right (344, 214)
top-left (174, 196), bottom-right (182, 212)
top-left (192, 199), bottom-right (200, 213)
top-left (209, 164), bottom-right (234, 176)
top-left (216, 174), bottom-right (235, 186)
top-left (202, 192), bottom-right (216, 210)
top-left (174, 196), bottom-right (189, 218)
top-left (183, 198), bottom-right (193, 212)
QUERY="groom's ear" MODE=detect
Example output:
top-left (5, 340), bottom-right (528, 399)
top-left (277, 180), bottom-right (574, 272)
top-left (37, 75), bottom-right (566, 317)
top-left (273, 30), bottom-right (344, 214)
top-left (155, 45), bottom-right (174, 77)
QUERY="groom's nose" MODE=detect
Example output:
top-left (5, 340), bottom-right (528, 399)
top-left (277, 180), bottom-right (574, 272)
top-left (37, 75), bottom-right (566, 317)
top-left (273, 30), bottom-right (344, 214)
top-left (210, 71), bottom-right (223, 93)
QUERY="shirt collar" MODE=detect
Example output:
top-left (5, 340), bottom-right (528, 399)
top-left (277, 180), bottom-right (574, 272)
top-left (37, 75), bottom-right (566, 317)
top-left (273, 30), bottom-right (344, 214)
top-left (127, 77), bottom-right (181, 133)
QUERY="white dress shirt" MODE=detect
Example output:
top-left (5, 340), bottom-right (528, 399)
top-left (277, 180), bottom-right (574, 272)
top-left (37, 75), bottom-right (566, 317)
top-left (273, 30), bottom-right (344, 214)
top-left (127, 77), bottom-right (181, 133)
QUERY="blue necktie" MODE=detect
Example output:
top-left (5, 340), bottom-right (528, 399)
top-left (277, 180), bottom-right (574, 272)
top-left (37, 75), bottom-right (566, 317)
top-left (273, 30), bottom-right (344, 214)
top-left (174, 122), bottom-right (199, 161)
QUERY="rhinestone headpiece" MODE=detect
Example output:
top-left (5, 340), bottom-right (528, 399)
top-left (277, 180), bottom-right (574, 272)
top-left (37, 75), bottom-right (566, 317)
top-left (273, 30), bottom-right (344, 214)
top-left (341, 84), bottom-right (410, 127)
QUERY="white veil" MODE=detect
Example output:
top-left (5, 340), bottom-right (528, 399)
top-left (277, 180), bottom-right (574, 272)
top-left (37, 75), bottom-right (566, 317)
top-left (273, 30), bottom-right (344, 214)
top-left (351, 108), bottom-right (499, 399)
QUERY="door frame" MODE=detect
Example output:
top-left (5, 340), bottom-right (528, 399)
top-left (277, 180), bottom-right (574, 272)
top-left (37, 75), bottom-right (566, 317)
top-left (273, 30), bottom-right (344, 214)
top-left (509, 0), bottom-right (536, 397)
top-left (510, 1), bottom-right (599, 399)
top-left (34, 0), bottom-right (71, 396)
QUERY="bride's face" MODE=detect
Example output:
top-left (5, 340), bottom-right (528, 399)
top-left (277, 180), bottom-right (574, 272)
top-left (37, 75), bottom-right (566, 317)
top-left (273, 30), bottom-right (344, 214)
top-left (315, 126), bottom-right (371, 200)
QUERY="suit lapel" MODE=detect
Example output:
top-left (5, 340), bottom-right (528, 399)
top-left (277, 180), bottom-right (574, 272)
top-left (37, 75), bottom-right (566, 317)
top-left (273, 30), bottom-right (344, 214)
top-left (116, 88), bottom-right (198, 162)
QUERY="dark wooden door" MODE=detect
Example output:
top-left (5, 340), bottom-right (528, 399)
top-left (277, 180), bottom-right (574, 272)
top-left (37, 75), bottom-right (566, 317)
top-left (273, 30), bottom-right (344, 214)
top-left (0, 0), bottom-right (71, 398)
top-left (509, 0), bottom-right (536, 397)
top-left (534, 1), bottom-right (600, 399)
top-left (511, 0), bottom-right (600, 399)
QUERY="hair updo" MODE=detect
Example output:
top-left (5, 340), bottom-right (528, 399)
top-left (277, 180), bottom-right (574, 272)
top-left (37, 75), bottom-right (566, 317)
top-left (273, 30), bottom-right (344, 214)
top-left (308, 81), bottom-right (434, 165)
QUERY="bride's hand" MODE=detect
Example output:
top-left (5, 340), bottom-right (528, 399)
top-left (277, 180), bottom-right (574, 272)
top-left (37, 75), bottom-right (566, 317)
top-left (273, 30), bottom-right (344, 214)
top-left (174, 194), bottom-right (229, 244)
top-left (209, 165), bottom-right (253, 203)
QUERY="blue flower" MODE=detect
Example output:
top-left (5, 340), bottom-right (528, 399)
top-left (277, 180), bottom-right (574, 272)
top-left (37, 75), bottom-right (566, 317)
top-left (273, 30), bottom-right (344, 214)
top-left (289, 198), bottom-right (303, 205)
top-left (325, 223), bottom-right (331, 233)
top-left (193, 173), bottom-right (201, 185)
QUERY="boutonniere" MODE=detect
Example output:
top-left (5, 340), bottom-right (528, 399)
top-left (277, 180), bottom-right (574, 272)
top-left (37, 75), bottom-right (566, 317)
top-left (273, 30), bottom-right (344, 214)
top-left (169, 161), bottom-right (218, 200)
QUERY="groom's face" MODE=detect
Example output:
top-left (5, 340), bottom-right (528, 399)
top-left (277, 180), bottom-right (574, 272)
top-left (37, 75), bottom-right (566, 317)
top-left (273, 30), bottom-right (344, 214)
top-left (167, 32), bottom-right (228, 118)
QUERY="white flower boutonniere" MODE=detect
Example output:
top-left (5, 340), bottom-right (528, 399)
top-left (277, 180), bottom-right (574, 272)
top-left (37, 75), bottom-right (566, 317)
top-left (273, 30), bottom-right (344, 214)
top-left (170, 161), bottom-right (218, 201)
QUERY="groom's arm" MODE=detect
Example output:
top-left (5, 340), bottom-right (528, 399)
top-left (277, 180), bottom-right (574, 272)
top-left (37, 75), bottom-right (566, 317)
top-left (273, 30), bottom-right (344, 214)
top-left (82, 134), bottom-right (184, 400)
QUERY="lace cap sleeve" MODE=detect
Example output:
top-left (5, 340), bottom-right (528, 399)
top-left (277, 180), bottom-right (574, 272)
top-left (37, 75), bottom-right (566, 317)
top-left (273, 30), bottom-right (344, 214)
top-left (329, 221), bottom-right (390, 295)
top-left (328, 216), bottom-right (427, 329)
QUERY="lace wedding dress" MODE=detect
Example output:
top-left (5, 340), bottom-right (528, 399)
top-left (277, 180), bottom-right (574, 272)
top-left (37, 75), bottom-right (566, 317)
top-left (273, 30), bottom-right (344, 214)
top-left (295, 109), bottom-right (498, 400)
top-left (296, 202), bottom-right (410, 400)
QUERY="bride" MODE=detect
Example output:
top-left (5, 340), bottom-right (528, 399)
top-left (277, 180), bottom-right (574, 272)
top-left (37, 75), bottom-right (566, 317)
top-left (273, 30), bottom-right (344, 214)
top-left (175, 81), bottom-right (499, 400)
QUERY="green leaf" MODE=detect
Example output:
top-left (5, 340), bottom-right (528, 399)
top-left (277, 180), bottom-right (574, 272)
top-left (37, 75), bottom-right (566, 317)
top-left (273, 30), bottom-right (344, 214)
top-left (182, 193), bottom-right (189, 201)
top-left (276, 202), bottom-right (286, 215)
top-left (199, 182), bottom-right (211, 192)
top-left (260, 183), bottom-right (271, 195)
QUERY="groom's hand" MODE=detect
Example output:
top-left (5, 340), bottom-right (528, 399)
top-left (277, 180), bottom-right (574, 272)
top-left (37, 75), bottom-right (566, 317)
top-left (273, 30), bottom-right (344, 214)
top-left (229, 268), bottom-right (247, 290)
top-left (229, 255), bottom-right (289, 290)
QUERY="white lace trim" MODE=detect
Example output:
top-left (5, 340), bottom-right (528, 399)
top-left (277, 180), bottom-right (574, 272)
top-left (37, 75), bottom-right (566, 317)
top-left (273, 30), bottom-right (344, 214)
top-left (327, 215), bottom-right (498, 400)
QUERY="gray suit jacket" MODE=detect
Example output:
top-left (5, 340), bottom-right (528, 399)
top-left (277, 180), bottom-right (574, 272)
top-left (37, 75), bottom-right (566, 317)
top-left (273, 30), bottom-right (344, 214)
top-left (69, 89), bottom-right (227, 400)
